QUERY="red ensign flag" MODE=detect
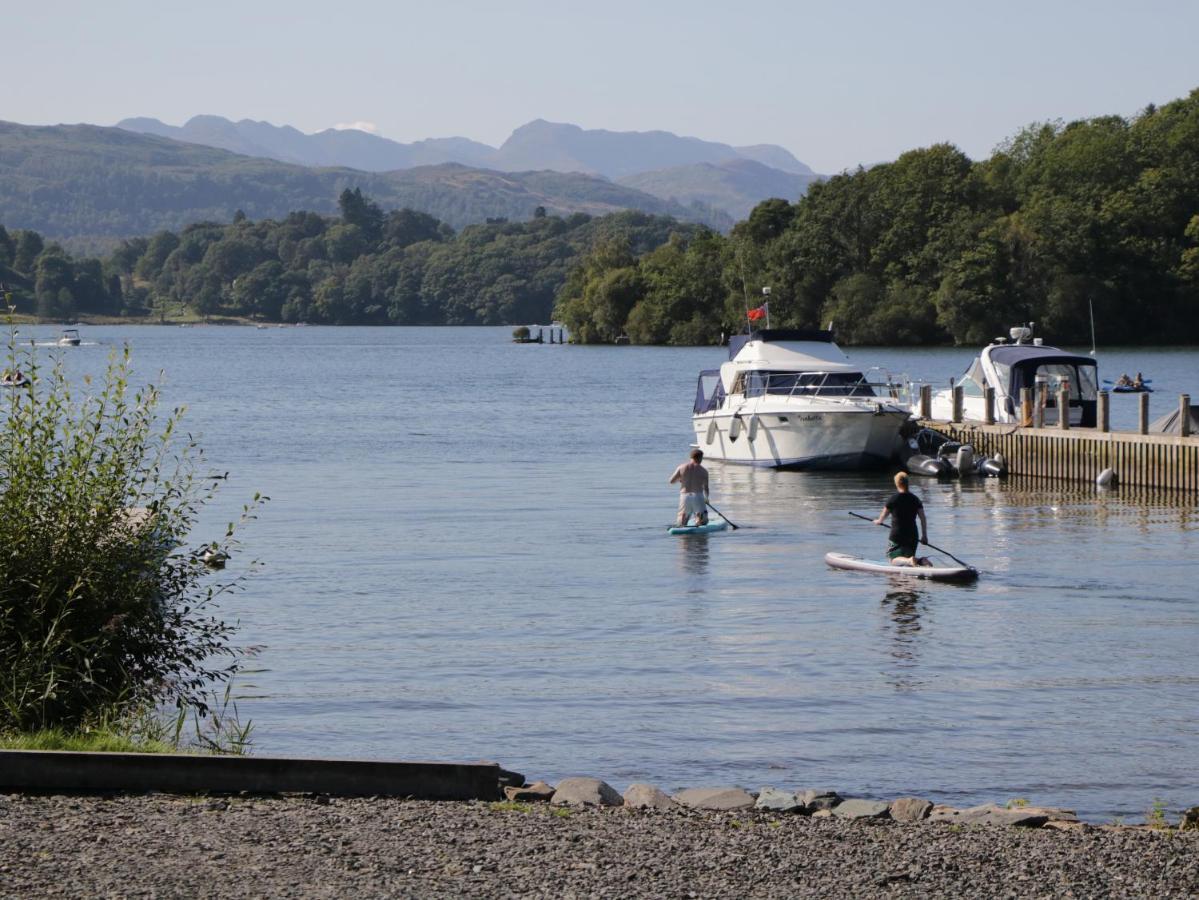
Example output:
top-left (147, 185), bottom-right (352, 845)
top-left (747, 304), bottom-right (767, 321)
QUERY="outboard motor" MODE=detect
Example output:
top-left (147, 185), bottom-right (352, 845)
top-left (906, 454), bottom-right (954, 477)
top-left (954, 444), bottom-right (975, 475)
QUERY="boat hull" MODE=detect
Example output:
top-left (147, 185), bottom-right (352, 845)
top-left (693, 407), bottom-right (908, 469)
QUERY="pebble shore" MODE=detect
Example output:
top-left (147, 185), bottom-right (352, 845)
top-left (2, 793), bottom-right (1197, 898)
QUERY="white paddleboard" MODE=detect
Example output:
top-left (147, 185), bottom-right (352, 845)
top-left (824, 552), bottom-right (978, 582)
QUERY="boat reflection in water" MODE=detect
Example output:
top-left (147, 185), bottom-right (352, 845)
top-left (691, 329), bottom-right (910, 469)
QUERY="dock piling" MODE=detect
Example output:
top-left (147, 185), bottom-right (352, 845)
top-left (1058, 386), bottom-right (1070, 430)
top-left (983, 387), bottom-right (995, 425)
top-left (951, 386), bottom-right (964, 423)
top-left (1181, 394), bottom-right (1192, 438)
top-left (1098, 391), bottom-right (1110, 433)
top-left (1138, 393), bottom-right (1150, 435)
top-left (919, 384), bottom-right (932, 419)
top-left (1020, 388), bottom-right (1033, 427)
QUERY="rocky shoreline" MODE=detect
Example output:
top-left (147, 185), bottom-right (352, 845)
top-left (2, 786), bottom-right (1197, 898)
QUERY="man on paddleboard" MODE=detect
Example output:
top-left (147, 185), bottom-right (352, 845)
top-left (874, 471), bottom-right (929, 566)
top-left (670, 449), bottom-right (710, 527)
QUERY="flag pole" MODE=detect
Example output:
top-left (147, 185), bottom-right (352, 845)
top-left (762, 286), bottom-right (771, 329)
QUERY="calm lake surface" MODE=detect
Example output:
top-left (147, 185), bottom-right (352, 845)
top-left (34, 325), bottom-right (1199, 820)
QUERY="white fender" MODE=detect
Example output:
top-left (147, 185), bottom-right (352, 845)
top-left (728, 415), bottom-right (742, 441)
top-left (1096, 467), bottom-right (1117, 487)
top-left (747, 414), bottom-right (759, 441)
top-left (705, 418), bottom-right (717, 445)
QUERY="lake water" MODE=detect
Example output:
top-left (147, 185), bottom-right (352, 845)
top-left (27, 325), bottom-right (1199, 821)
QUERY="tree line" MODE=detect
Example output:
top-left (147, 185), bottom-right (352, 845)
top-left (555, 89), bottom-right (1199, 346)
top-left (0, 192), bottom-right (694, 325)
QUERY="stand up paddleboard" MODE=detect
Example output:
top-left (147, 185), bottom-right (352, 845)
top-left (824, 552), bottom-right (978, 582)
top-left (668, 520), bottom-right (729, 535)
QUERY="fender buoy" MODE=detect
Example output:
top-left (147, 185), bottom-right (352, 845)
top-left (705, 419), bottom-right (717, 445)
top-left (729, 415), bottom-right (742, 441)
top-left (747, 414), bottom-right (759, 441)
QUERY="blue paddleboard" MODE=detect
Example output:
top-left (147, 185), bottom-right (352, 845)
top-left (668, 520), bottom-right (729, 535)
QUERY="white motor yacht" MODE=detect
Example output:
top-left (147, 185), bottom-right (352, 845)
top-left (918, 325), bottom-right (1099, 427)
top-left (692, 328), bottom-right (910, 468)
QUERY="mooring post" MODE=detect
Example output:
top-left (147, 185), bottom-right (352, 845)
top-left (983, 387), bottom-right (995, 425)
top-left (1034, 384), bottom-right (1045, 428)
top-left (1058, 385), bottom-right (1071, 430)
top-left (951, 385), bottom-right (964, 423)
top-left (1180, 394), bottom-right (1192, 438)
top-left (1020, 387), bottom-right (1033, 427)
top-left (1098, 390), bottom-right (1110, 433)
top-left (919, 384), bottom-right (932, 419)
top-left (1138, 392), bottom-right (1150, 435)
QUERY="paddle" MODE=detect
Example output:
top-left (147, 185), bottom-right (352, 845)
top-left (706, 499), bottom-right (740, 530)
top-left (848, 511), bottom-right (972, 569)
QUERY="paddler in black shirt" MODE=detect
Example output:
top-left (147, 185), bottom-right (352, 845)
top-left (874, 471), bottom-right (929, 566)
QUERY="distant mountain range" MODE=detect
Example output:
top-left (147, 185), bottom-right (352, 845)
top-left (116, 116), bottom-right (821, 222)
top-left (0, 121), bottom-right (731, 242)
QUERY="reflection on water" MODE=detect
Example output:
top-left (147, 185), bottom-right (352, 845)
top-left (880, 588), bottom-right (926, 691)
top-left (676, 533), bottom-right (711, 579)
top-left (32, 326), bottom-right (1199, 821)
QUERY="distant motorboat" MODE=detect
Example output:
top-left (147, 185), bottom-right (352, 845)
top-left (1, 370), bottom-right (30, 388)
top-left (57, 328), bottom-right (81, 346)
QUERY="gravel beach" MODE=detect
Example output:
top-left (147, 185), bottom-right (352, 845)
top-left (1, 794), bottom-right (1196, 898)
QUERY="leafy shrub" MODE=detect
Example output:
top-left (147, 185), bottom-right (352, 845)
top-left (0, 328), bottom-right (261, 731)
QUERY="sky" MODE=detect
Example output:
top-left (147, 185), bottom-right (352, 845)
top-left (6, 0), bottom-right (1199, 173)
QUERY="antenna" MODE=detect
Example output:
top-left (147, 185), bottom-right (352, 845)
top-left (1088, 298), bottom-right (1097, 356)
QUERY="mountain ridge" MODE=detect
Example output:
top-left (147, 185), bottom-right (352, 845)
top-left (0, 120), bottom-right (732, 240)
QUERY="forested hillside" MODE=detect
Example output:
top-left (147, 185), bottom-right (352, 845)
top-left (556, 90), bottom-right (1199, 346)
top-left (0, 122), bottom-right (728, 243)
top-left (0, 195), bottom-right (695, 325)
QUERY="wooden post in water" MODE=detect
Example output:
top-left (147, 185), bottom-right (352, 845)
top-left (919, 384), bottom-right (932, 419)
top-left (1034, 384), bottom-right (1046, 428)
top-left (1180, 394), bottom-right (1192, 438)
top-left (951, 385), bottom-right (964, 423)
top-left (1020, 387), bottom-right (1033, 427)
top-left (1138, 393), bottom-right (1150, 435)
top-left (1098, 390), bottom-right (1110, 433)
top-left (1058, 385), bottom-right (1071, 430)
top-left (983, 387), bottom-right (995, 425)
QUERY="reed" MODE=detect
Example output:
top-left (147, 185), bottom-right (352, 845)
top-left (0, 317), bottom-right (264, 738)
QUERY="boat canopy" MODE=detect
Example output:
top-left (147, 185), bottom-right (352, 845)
top-left (694, 369), bottom-right (726, 414)
top-left (1149, 405), bottom-right (1199, 435)
top-left (728, 328), bottom-right (835, 361)
top-left (987, 345), bottom-right (1099, 424)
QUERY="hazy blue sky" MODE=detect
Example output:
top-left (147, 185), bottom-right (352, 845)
top-left (7, 0), bottom-right (1198, 172)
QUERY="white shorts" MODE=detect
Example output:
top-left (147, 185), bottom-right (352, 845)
top-left (678, 492), bottom-right (707, 518)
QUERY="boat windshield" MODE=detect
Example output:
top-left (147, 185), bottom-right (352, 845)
top-left (732, 370), bottom-right (875, 398)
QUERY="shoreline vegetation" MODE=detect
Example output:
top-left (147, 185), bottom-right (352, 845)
top-left (0, 325), bottom-right (257, 755)
top-left (1, 89), bottom-right (1197, 345)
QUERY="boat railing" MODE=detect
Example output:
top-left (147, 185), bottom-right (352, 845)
top-left (747, 371), bottom-right (909, 405)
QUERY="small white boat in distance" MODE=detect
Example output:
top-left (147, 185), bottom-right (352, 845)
top-left (57, 328), bottom-right (81, 346)
top-left (692, 328), bottom-right (910, 469)
top-left (915, 324), bottom-right (1099, 427)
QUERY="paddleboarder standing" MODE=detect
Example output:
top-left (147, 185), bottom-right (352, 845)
top-left (670, 449), bottom-right (710, 527)
top-left (874, 471), bottom-right (929, 566)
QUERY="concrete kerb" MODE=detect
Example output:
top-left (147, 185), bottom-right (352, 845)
top-left (0, 750), bottom-right (501, 800)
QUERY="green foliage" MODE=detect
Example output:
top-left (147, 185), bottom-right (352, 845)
top-left (1146, 798), bottom-right (1171, 829)
top-left (0, 331), bottom-right (261, 731)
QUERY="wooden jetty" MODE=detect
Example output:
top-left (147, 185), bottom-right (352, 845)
top-left (916, 385), bottom-right (1199, 492)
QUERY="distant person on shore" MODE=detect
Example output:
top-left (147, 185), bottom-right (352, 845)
top-left (669, 449), bottom-right (710, 527)
top-left (874, 471), bottom-right (929, 566)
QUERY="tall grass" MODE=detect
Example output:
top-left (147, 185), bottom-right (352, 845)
top-left (0, 312), bottom-right (263, 737)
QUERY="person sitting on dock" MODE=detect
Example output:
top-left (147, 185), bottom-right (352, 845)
top-left (874, 471), bottom-right (929, 567)
top-left (669, 449), bottom-right (710, 527)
